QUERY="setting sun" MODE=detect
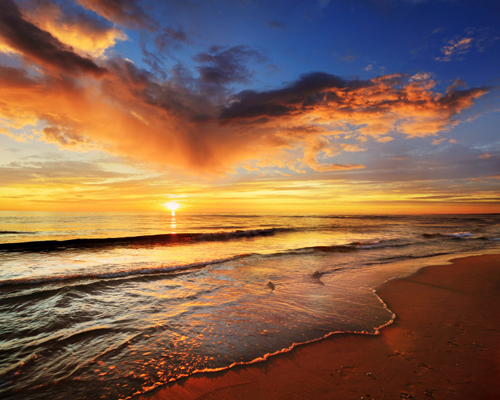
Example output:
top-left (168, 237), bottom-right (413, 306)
top-left (163, 201), bottom-right (180, 215)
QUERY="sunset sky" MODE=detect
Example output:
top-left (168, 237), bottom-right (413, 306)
top-left (0, 0), bottom-right (499, 213)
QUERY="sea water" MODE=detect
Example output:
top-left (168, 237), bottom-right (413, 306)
top-left (1, 212), bottom-right (499, 399)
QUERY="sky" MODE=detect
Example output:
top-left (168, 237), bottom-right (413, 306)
top-left (0, 0), bottom-right (499, 214)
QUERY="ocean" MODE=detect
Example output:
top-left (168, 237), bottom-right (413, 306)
top-left (1, 212), bottom-right (499, 399)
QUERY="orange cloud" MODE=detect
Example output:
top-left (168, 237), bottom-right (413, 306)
top-left (0, 0), bottom-right (107, 77)
top-left (432, 138), bottom-right (447, 145)
top-left (0, 60), bottom-right (488, 175)
top-left (0, 1), bottom-right (489, 177)
top-left (221, 72), bottom-right (487, 140)
top-left (21, 0), bottom-right (127, 57)
top-left (436, 37), bottom-right (473, 62)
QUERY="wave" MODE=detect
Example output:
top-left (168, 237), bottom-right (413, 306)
top-left (0, 238), bottom-right (407, 290)
top-left (196, 228), bottom-right (291, 241)
top-left (0, 228), bottom-right (290, 252)
top-left (284, 238), bottom-right (409, 255)
top-left (422, 231), bottom-right (474, 239)
top-left (0, 255), bottom-right (248, 289)
top-left (287, 214), bottom-right (405, 219)
top-left (367, 251), bottom-right (453, 265)
top-left (2, 232), bottom-right (491, 291)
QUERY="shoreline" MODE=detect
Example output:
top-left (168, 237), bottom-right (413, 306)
top-left (137, 254), bottom-right (500, 400)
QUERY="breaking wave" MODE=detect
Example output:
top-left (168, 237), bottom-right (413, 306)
top-left (0, 228), bottom-right (291, 252)
top-left (423, 231), bottom-right (474, 238)
top-left (0, 255), bottom-right (248, 288)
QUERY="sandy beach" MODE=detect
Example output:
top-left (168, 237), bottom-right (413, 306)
top-left (138, 254), bottom-right (500, 400)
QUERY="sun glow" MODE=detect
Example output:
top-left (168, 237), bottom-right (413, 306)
top-left (164, 201), bottom-right (180, 215)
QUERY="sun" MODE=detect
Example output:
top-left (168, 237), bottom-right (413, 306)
top-left (163, 201), bottom-right (180, 215)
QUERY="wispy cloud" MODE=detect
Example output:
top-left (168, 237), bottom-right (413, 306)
top-left (436, 37), bottom-right (473, 62)
top-left (267, 21), bottom-right (289, 30)
top-left (76, 0), bottom-right (157, 30)
top-left (435, 27), bottom-right (499, 61)
top-left (194, 45), bottom-right (267, 87)
top-left (335, 50), bottom-right (356, 63)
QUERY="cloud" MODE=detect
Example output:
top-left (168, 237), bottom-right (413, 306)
top-left (340, 143), bottom-right (365, 152)
top-left (42, 126), bottom-right (95, 149)
top-left (436, 37), bottom-right (473, 62)
top-left (267, 21), bottom-right (289, 30)
top-left (0, 159), bottom-right (128, 185)
top-left (299, 137), bottom-right (365, 172)
top-left (76, 0), bottom-right (156, 30)
top-left (0, 30), bottom-right (488, 177)
top-left (155, 28), bottom-right (189, 53)
top-left (410, 71), bottom-right (434, 81)
top-left (434, 27), bottom-right (500, 62)
top-left (432, 138), bottom-right (447, 145)
top-left (20, 0), bottom-right (127, 57)
top-left (220, 72), bottom-right (360, 120)
top-left (140, 27), bottom-right (189, 77)
top-left (194, 45), bottom-right (267, 87)
top-left (219, 72), bottom-right (487, 139)
top-left (0, 0), bottom-right (107, 77)
top-left (365, 64), bottom-right (373, 71)
top-left (335, 50), bottom-right (356, 62)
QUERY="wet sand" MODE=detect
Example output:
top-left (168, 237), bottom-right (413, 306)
top-left (138, 254), bottom-right (500, 400)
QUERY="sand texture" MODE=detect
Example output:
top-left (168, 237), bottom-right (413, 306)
top-left (138, 254), bottom-right (500, 400)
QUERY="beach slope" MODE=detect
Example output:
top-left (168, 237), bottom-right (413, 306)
top-left (138, 254), bottom-right (500, 400)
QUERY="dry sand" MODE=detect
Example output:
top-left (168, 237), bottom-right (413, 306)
top-left (138, 254), bottom-right (500, 400)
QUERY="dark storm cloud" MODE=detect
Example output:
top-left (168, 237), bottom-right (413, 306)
top-left (0, 0), bottom-right (107, 77)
